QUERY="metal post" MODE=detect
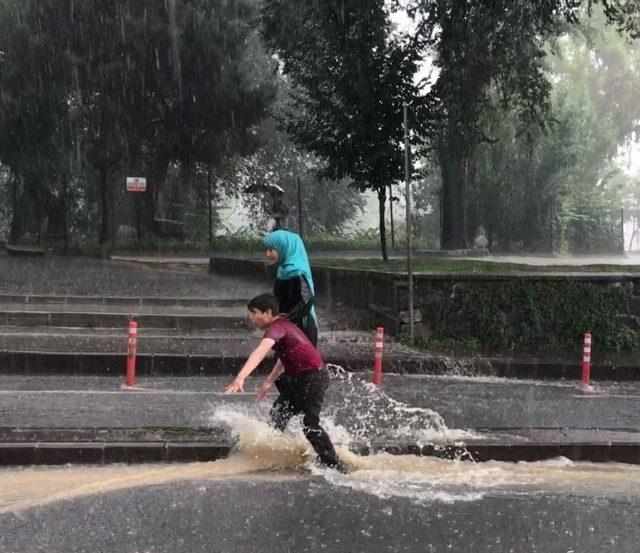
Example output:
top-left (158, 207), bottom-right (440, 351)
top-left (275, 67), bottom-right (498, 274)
top-left (372, 327), bottom-right (384, 387)
top-left (389, 184), bottom-right (395, 250)
top-left (581, 332), bottom-right (594, 393)
top-left (207, 167), bottom-right (213, 247)
top-left (403, 102), bottom-right (415, 340)
top-left (297, 178), bottom-right (304, 239)
top-left (621, 208), bottom-right (625, 253)
top-left (122, 320), bottom-right (138, 390)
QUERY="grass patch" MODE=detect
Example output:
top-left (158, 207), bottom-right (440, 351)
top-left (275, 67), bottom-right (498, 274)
top-left (313, 257), bottom-right (640, 275)
top-left (399, 334), bottom-right (482, 351)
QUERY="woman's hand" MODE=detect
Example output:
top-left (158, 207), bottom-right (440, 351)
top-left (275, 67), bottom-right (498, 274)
top-left (225, 378), bottom-right (245, 394)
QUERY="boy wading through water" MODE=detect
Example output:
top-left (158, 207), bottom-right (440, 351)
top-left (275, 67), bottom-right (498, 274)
top-left (225, 293), bottom-right (346, 473)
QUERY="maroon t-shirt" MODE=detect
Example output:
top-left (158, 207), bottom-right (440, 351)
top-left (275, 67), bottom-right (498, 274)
top-left (264, 318), bottom-right (323, 376)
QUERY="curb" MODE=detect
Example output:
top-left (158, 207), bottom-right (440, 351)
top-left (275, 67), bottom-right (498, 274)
top-left (2, 349), bottom-right (639, 380)
top-left (2, 441), bottom-right (639, 466)
top-left (0, 294), bottom-right (245, 308)
top-left (0, 442), bottom-right (231, 465)
top-left (2, 426), bottom-right (640, 465)
top-left (0, 311), bottom-right (246, 331)
top-left (362, 442), bottom-right (640, 464)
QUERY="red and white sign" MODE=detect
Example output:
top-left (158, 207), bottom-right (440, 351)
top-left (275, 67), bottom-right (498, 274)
top-left (126, 177), bottom-right (147, 192)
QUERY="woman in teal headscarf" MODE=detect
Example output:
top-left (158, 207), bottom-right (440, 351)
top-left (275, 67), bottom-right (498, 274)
top-left (264, 229), bottom-right (318, 346)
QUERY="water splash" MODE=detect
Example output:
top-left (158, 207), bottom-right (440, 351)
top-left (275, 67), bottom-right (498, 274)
top-left (324, 365), bottom-right (474, 446)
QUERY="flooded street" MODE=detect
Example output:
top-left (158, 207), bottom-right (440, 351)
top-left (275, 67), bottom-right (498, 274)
top-left (2, 453), bottom-right (640, 552)
top-left (2, 354), bottom-right (640, 551)
top-left (2, 407), bottom-right (640, 552)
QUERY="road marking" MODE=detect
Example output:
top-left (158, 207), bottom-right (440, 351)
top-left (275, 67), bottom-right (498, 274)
top-left (571, 394), bottom-right (640, 400)
top-left (0, 389), bottom-right (265, 396)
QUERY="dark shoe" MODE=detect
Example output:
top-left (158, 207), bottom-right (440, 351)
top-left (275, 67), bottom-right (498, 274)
top-left (323, 459), bottom-right (348, 474)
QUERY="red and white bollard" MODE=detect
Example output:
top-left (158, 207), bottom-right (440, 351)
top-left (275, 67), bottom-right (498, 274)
top-left (122, 320), bottom-right (138, 390)
top-left (372, 327), bottom-right (384, 387)
top-left (580, 332), bottom-right (594, 393)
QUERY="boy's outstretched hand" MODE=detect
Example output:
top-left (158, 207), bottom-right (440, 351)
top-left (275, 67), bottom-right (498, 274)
top-left (225, 378), bottom-right (245, 394)
top-left (256, 381), bottom-right (273, 401)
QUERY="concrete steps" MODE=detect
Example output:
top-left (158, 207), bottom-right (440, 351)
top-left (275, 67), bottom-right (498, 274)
top-left (4, 294), bottom-right (639, 380)
top-left (0, 293), bottom-right (396, 375)
top-left (0, 301), bottom-right (249, 331)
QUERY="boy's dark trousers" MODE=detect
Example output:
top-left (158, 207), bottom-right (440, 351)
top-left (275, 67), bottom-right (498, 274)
top-left (270, 367), bottom-right (340, 468)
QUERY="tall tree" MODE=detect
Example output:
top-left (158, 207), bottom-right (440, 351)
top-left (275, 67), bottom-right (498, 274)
top-left (402, 0), bottom-right (640, 250)
top-left (0, 0), bottom-right (275, 251)
top-left (0, 0), bottom-right (73, 243)
top-left (262, 0), bottom-right (422, 260)
top-left (471, 7), bottom-right (640, 253)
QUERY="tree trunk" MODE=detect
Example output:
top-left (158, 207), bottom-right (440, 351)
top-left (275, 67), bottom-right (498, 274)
top-left (141, 153), bottom-right (171, 235)
top-left (127, 154), bottom-right (146, 240)
top-left (9, 175), bottom-right (24, 244)
top-left (134, 194), bottom-right (143, 241)
top-left (377, 185), bottom-right (389, 262)
top-left (98, 166), bottom-right (111, 256)
top-left (207, 167), bottom-right (214, 247)
top-left (440, 130), bottom-right (469, 250)
top-left (62, 178), bottom-right (69, 254)
top-left (388, 183), bottom-right (395, 250)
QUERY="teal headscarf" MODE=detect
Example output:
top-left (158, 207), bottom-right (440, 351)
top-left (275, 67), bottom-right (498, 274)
top-left (264, 230), bottom-right (315, 294)
top-left (265, 230), bottom-right (317, 324)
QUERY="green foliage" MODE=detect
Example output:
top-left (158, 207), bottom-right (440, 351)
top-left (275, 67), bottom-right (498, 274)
top-left (233, 116), bottom-right (365, 235)
top-left (468, 8), bottom-right (640, 253)
top-left (67, 229), bottom-right (397, 254)
top-left (0, 0), bottom-right (276, 248)
top-left (314, 257), bottom-right (640, 274)
top-left (429, 280), bottom-right (636, 352)
top-left (399, 278), bottom-right (637, 353)
top-left (399, 334), bottom-right (482, 352)
top-left (402, 0), bottom-right (640, 249)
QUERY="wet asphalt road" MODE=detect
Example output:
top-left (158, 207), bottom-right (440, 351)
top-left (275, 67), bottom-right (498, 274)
top-left (0, 474), bottom-right (638, 553)
top-left (1, 374), bottom-right (639, 431)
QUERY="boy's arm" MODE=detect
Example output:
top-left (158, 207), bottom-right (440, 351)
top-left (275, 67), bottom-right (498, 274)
top-left (225, 338), bottom-right (275, 393)
top-left (257, 359), bottom-right (285, 401)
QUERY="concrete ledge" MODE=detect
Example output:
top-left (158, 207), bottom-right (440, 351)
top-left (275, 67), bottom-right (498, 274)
top-left (0, 350), bottom-right (418, 376)
top-left (414, 248), bottom-right (489, 258)
top-left (209, 254), bottom-right (640, 285)
top-left (6, 245), bottom-right (46, 257)
top-left (0, 351), bottom-right (271, 376)
top-left (2, 427), bottom-right (640, 466)
top-left (0, 426), bottom-right (226, 443)
top-left (2, 440), bottom-right (638, 466)
top-left (0, 442), bottom-right (230, 465)
top-left (0, 294), bottom-right (245, 308)
top-left (0, 310), bottom-right (246, 331)
top-left (104, 442), bottom-right (168, 464)
top-left (208, 256), bottom-right (640, 348)
top-left (0, 426), bottom-right (233, 465)
top-left (34, 442), bottom-right (106, 465)
top-left (2, 349), bottom-right (640, 379)
top-left (357, 442), bottom-right (640, 464)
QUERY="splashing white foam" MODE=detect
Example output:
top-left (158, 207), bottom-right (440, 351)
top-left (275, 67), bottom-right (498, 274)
top-left (210, 405), bottom-right (640, 505)
top-left (323, 365), bottom-right (476, 446)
